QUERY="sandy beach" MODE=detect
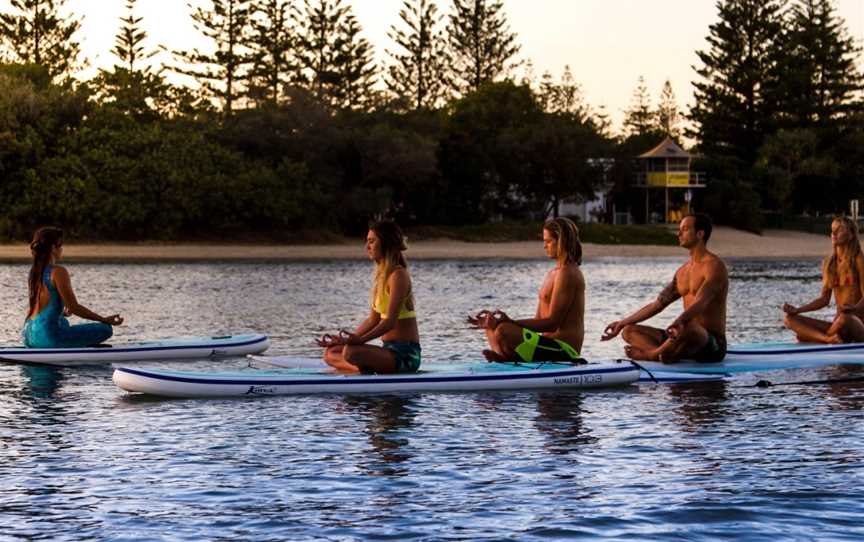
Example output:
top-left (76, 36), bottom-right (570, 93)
top-left (0, 227), bottom-right (830, 262)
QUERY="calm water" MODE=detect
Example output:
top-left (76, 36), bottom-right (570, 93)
top-left (0, 258), bottom-right (862, 541)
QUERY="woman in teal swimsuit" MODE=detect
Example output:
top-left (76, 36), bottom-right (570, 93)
top-left (23, 227), bottom-right (124, 348)
top-left (316, 220), bottom-right (421, 374)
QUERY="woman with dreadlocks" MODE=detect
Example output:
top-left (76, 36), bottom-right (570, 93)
top-left (23, 227), bottom-right (124, 348)
top-left (316, 220), bottom-right (421, 374)
top-left (782, 215), bottom-right (864, 343)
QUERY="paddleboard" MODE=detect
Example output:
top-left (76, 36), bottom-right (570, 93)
top-left (112, 361), bottom-right (641, 397)
top-left (247, 355), bottom-right (724, 384)
top-left (0, 334), bottom-right (269, 366)
top-left (630, 341), bottom-right (864, 374)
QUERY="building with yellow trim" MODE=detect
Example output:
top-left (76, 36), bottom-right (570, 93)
top-left (635, 137), bottom-right (706, 223)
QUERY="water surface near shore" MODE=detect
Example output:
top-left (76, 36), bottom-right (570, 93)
top-left (0, 259), bottom-right (860, 541)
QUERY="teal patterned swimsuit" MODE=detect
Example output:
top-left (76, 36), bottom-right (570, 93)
top-left (22, 265), bottom-right (113, 348)
top-left (382, 340), bottom-right (421, 373)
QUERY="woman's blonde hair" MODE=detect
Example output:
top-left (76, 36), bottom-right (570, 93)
top-left (543, 217), bottom-right (582, 265)
top-left (369, 220), bottom-right (413, 310)
top-left (825, 215), bottom-right (862, 287)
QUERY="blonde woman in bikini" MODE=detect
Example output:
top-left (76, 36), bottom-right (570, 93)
top-left (782, 216), bottom-right (864, 344)
top-left (316, 220), bottom-right (421, 374)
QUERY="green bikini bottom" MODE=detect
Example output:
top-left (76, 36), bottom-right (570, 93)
top-left (514, 328), bottom-right (580, 362)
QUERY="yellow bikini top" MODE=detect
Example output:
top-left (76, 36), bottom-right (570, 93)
top-left (374, 287), bottom-right (416, 319)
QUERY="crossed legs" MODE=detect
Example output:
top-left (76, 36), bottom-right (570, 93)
top-left (784, 312), bottom-right (864, 344)
top-left (482, 322), bottom-right (524, 361)
top-left (323, 344), bottom-right (398, 374)
top-left (622, 321), bottom-right (710, 362)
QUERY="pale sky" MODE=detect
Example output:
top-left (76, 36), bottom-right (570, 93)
top-left (2, 0), bottom-right (864, 131)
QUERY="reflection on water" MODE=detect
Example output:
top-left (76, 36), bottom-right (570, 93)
top-left (823, 367), bottom-right (864, 411)
top-left (533, 392), bottom-right (595, 453)
top-left (339, 395), bottom-right (416, 476)
top-left (0, 259), bottom-right (860, 540)
top-left (664, 381), bottom-right (731, 430)
top-left (20, 365), bottom-right (64, 399)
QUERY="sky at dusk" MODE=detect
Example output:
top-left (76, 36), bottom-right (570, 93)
top-left (2, 0), bottom-right (863, 130)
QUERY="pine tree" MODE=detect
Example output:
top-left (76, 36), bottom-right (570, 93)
top-left (519, 59), bottom-right (535, 88)
top-left (386, 0), bottom-right (450, 110)
top-left (690, 0), bottom-right (787, 165)
top-left (0, 0), bottom-right (83, 80)
top-left (169, 0), bottom-right (253, 114)
top-left (295, 0), bottom-right (375, 110)
top-left (536, 69), bottom-right (556, 112)
top-left (336, 13), bottom-right (376, 110)
top-left (446, 0), bottom-right (520, 95)
top-left (623, 76), bottom-right (653, 136)
top-left (655, 79), bottom-right (681, 138)
top-left (246, 0), bottom-right (298, 105)
top-left (537, 65), bottom-right (589, 120)
top-left (295, 0), bottom-right (343, 100)
top-left (94, 0), bottom-right (174, 119)
top-left (777, 0), bottom-right (863, 128)
top-left (112, 0), bottom-right (155, 73)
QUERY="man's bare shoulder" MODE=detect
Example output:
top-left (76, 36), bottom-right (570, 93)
top-left (562, 262), bottom-right (584, 276)
top-left (556, 263), bottom-right (585, 286)
top-left (705, 251), bottom-right (728, 273)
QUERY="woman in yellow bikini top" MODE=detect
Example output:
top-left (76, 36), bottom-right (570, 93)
top-left (317, 220), bottom-right (421, 374)
top-left (374, 285), bottom-right (416, 319)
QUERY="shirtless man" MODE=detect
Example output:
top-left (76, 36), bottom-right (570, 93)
top-left (468, 217), bottom-right (584, 362)
top-left (782, 215), bottom-right (864, 343)
top-left (601, 213), bottom-right (729, 362)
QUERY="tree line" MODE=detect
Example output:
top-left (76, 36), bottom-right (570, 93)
top-left (689, 0), bottom-right (864, 231)
top-left (0, 0), bottom-right (859, 240)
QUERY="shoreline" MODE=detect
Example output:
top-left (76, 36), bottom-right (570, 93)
top-left (0, 227), bottom-right (830, 262)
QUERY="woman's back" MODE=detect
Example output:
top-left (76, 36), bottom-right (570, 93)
top-left (27, 265), bottom-right (63, 322)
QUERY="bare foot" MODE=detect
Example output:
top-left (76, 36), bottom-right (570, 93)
top-left (624, 345), bottom-right (660, 361)
top-left (482, 349), bottom-right (509, 362)
top-left (827, 334), bottom-right (844, 345)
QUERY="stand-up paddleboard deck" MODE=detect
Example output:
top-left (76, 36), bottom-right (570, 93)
top-left (247, 355), bottom-right (725, 385)
top-left (630, 341), bottom-right (864, 374)
top-left (113, 360), bottom-right (642, 398)
top-left (0, 334), bottom-right (269, 366)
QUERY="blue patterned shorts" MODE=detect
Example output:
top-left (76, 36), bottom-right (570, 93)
top-left (383, 341), bottom-right (422, 373)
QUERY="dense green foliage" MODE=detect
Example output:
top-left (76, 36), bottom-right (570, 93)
top-left (0, 61), bottom-right (607, 240)
top-left (691, 0), bottom-right (864, 231)
top-left (0, 0), bottom-right (863, 242)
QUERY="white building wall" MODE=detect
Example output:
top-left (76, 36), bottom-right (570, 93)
top-left (556, 191), bottom-right (606, 223)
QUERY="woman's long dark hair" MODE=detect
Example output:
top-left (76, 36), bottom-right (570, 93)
top-left (28, 227), bottom-right (63, 315)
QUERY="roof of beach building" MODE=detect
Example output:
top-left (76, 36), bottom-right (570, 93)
top-left (638, 136), bottom-right (691, 159)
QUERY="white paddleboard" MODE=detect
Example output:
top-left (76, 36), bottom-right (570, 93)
top-left (113, 360), bottom-right (641, 398)
top-left (631, 340), bottom-right (864, 374)
top-left (247, 355), bottom-right (725, 384)
top-left (0, 334), bottom-right (269, 366)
